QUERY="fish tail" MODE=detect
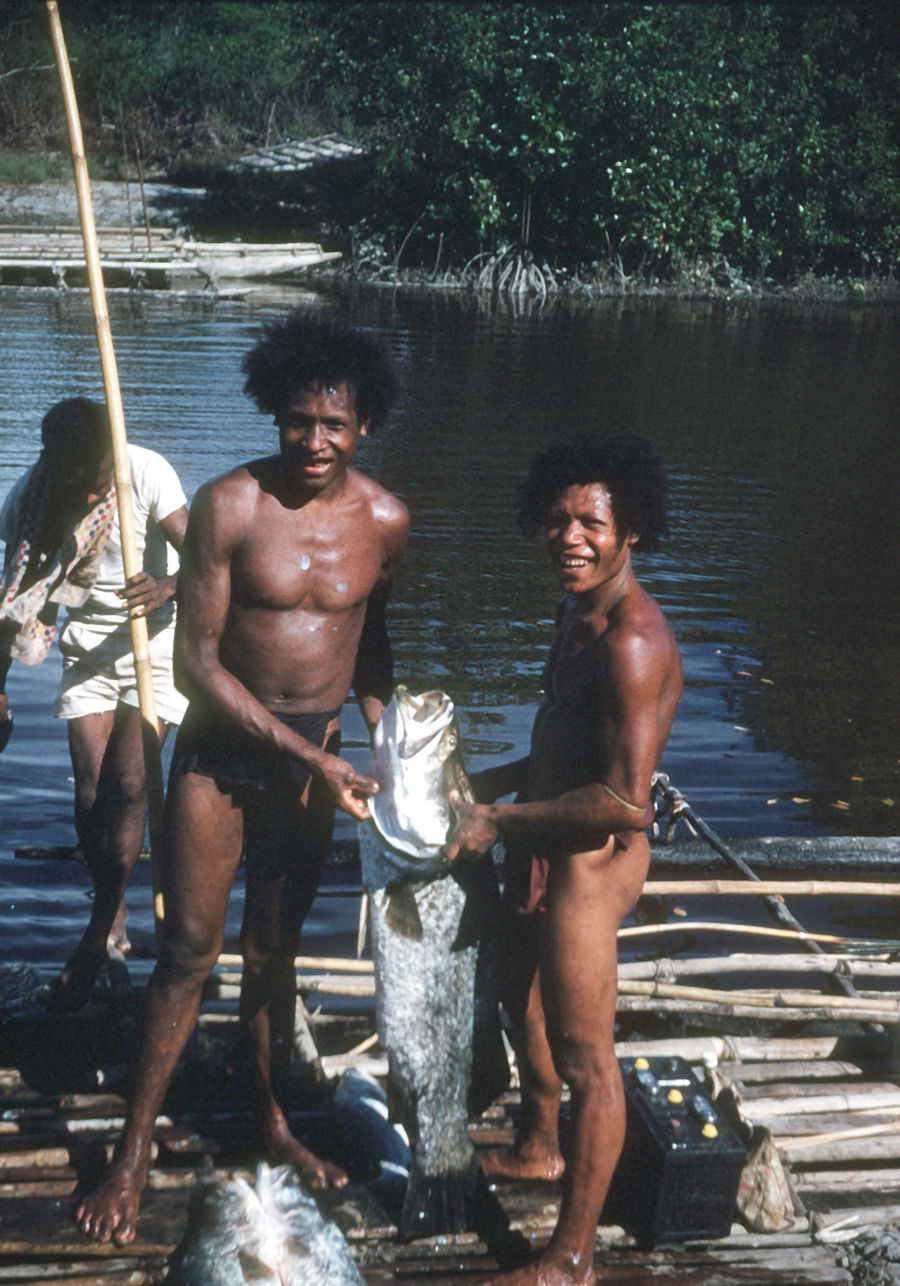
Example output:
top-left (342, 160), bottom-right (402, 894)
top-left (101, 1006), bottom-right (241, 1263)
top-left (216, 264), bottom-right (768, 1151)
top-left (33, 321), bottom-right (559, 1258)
top-left (397, 1155), bottom-right (481, 1240)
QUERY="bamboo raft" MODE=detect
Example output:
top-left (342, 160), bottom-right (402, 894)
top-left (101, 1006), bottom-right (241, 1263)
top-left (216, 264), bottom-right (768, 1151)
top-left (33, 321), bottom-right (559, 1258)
top-left (2, 833), bottom-right (898, 1282)
top-left (0, 224), bottom-right (340, 289)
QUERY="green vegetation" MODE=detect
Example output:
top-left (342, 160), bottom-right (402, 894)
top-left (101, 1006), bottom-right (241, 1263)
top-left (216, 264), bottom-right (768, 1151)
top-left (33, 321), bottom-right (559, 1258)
top-left (1, 1), bottom-right (896, 281)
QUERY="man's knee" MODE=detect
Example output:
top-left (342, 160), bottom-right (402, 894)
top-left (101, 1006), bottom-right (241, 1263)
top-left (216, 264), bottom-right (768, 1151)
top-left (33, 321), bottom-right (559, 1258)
top-left (239, 934), bottom-right (298, 980)
top-left (157, 920), bottom-right (221, 985)
top-left (114, 765), bottom-right (148, 812)
top-left (551, 1036), bottom-right (620, 1101)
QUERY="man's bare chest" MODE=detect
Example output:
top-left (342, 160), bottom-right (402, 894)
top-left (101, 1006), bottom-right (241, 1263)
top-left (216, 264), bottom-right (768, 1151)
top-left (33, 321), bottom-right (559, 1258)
top-left (230, 519), bottom-right (383, 613)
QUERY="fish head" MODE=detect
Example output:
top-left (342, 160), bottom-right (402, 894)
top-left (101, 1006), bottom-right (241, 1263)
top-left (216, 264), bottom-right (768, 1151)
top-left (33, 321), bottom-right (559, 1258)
top-left (368, 686), bottom-right (467, 863)
top-left (386, 686), bottom-right (457, 763)
top-left (175, 1172), bottom-right (285, 1278)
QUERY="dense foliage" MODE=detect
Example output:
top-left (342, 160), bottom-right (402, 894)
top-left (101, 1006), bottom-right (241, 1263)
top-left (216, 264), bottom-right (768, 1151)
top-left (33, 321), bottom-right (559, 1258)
top-left (1, 1), bottom-right (897, 278)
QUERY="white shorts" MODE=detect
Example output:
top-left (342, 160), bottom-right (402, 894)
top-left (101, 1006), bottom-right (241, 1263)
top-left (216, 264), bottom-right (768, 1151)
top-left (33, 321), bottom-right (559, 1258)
top-left (55, 620), bottom-right (188, 726)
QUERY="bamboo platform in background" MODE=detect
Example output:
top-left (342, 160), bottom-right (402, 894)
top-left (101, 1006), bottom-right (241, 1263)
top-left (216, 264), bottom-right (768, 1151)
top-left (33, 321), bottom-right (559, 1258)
top-left (0, 224), bottom-right (340, 289)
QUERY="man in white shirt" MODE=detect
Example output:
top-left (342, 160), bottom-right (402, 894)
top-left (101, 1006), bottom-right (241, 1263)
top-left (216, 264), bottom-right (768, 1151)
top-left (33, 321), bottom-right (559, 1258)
top-left (0, 397), bottom-right (188, 1009)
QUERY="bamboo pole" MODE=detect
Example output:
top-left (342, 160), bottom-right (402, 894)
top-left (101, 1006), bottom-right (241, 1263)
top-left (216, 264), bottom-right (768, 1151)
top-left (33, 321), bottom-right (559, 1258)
top-left (616, 995), bottom-right (900, 1023)
top-left (642, 878), bottom-right (900, 898)
top-left (615, 977), bottom-right (900, 1014)
top-left (618, 953), bottom-right (899, 981)
top-left (618, 920), bottom-right (869, 946)
top-left (46, 1), bottom-right (166, 939)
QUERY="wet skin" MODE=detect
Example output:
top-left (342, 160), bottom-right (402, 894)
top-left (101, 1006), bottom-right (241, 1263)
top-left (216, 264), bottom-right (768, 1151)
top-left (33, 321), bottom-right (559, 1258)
top-left (74, 383), bottom-right (409, 1244)
top-left (446, 483), bottom-right (682, 1286)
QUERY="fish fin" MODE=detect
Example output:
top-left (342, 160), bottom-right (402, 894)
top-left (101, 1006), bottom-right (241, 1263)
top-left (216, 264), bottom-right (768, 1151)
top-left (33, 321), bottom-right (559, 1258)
top-left (398, 1156), bottom-right (481, 1240)
top-left (357, 894), bottom-right (370, 957)
top-left (383, 883), bottom-right (424, 940)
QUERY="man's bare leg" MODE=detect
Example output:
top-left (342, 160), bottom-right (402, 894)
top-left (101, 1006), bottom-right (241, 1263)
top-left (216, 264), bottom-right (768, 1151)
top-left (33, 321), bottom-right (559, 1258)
top-left (238, 780), bottom-right (347, 1189)
top-left (45, 708), bottom-right (168, 1011)
top-left (480, 838), bottom-right (649, 1286)
top-left (481, 964), bottom-right (565, 1182)
top-left (74, 772), bottom-right (245, 1244)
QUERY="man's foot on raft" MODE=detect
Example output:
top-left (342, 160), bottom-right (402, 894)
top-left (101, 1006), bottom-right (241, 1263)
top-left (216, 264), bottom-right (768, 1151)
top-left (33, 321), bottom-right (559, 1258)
top-left (479, 1256), bottom-right (597, 1285)
top-left (38, 951), bottom-right (108, 1013)
top-left (74, 1167), bottom-right (143, 1245)
top-left (480, 1144), bottom-right (565, 1183)
top-left (264, 1126), bottom-right (348, 1190)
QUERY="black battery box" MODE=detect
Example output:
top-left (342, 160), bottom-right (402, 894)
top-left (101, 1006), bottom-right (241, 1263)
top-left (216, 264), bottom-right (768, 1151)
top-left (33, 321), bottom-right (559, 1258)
top-left (601, 1055), bottom-right (747, 1247)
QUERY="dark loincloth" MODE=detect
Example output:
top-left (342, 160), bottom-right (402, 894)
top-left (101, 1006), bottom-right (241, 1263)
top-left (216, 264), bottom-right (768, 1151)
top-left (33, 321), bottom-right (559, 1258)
top-left (170, 703), bottom-right (342, 803)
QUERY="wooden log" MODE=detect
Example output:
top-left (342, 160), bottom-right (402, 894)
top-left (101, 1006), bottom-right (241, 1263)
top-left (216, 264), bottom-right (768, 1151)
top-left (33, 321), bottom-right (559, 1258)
top-left (781, 1129), bottom-right (900, 1162)
top-left (616, 995), bottom-right (900, 1023)
top-left (217, 952), bottom-right (374, 973)
top-left (642, 878), bottom-right (900, 898)
top-left (813, 1203), bottom-right (900, 1240)
top-left (0, 1271), bottom-right (161, 1286)
top-left (612, 1034), bottom-right (846, 1063)
top-left (758, 1109), bottom-right (900, 1136)
top-left (213, 950), bottom-right (898, 983)
top-left (739, 1082), bottom-right (900, 1111)
top-left (207, 976), bottom-right (375, 1000)
top-left (619, 954), bottom-right (899, 980)
top-left (795, 1167), bottom-right (900, 1193)
top-left (725, 1060), bottom-right (866, 1084)
top-left (0, 1178), bottom-right (76, 1197)
top-left (0, 1147), bottom-right (69, 1170)
top-left (320, 1051), bottom-right (388, 1078)
top-left (616, 977), bottom-right (900, 1015)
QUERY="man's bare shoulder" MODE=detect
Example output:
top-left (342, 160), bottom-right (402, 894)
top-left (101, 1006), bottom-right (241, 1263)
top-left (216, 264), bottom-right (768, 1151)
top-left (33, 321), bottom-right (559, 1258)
top-left (187, 459), bottom-right (275, 546)
top-left (347, 469), bottom-right (409, 531)
top-left (193, 458), bottom-right (272, 509)
top-left (604, 582), bottom-right (679, 669)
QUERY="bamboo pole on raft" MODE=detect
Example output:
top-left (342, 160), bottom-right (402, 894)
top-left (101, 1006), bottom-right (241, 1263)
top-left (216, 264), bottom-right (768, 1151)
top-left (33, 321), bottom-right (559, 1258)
top-left (46, 1), bottom-right (166, 941)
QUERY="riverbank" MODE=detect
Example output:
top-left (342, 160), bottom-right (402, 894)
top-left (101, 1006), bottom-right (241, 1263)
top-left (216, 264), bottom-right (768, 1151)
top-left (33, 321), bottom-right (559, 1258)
top-left (2, 181), bottom-right (896, 304)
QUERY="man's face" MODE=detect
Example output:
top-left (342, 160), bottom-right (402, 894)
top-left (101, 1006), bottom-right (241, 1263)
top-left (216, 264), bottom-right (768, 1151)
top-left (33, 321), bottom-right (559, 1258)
top-left (544, 482), bottom-right (636, 596)
top-left (276, 382), bottom-right (367, 493)
top-left (47, 446), bottom-right (114, 510)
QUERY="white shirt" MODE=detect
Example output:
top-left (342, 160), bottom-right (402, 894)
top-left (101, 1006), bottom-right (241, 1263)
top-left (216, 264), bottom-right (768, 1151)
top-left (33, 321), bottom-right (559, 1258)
top-left (0, 444), bottom-right (187, 640)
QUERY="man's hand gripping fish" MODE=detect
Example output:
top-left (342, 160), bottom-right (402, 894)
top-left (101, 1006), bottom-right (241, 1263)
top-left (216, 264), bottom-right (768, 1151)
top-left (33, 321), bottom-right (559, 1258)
top-left (358, 686), bottom-right (508, 1238)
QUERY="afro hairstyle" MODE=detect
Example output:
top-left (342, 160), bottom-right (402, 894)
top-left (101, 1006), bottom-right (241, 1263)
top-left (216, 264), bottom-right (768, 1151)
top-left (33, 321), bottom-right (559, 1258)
top-left (517, 431), bottom-right (668, 551)
top-left (242, 308), bottom-right (397, 432)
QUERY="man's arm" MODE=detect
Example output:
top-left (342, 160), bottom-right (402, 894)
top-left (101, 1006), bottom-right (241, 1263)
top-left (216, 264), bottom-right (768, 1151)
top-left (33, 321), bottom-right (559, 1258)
top-left (175, 479), bottom-right (379, 820)
top-left (352, 578), bottom-right (394, 733)
top-left (118, 505), bottom-right (189, 618)
top-left (352, 499), bottom-right (409, 734)
top-left (468, 757), bottom-right (530, 804)
top-left (445, 630), bottom-right (663, 860)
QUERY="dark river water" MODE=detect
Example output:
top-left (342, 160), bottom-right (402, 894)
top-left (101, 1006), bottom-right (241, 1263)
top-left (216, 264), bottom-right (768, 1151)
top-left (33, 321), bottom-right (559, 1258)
top-left (0, 286), bottom-right (897, 974)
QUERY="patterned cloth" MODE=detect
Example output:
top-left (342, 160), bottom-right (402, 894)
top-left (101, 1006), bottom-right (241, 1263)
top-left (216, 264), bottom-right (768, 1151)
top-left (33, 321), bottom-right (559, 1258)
top-left (0, 456), bottom-right (117, 665)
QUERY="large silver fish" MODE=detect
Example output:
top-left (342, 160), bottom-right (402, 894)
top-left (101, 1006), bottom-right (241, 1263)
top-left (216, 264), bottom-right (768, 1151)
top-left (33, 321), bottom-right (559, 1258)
top-left (167, 1161), bottom-right (365, 1286)
top-left (359, 686), bottom-right (508, 1239)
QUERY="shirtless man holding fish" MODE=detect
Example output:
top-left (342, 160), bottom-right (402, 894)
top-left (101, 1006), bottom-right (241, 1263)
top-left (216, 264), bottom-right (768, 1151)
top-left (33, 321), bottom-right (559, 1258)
top-left (445, 432), bottom-right (682, 1286)
top-left (76, 310), bottom-right (409, 1246)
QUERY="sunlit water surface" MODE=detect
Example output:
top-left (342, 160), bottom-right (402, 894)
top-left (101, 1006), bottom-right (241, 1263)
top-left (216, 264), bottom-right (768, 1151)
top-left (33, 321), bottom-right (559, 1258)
top-left (1, 287), bottom-right (897, 971)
